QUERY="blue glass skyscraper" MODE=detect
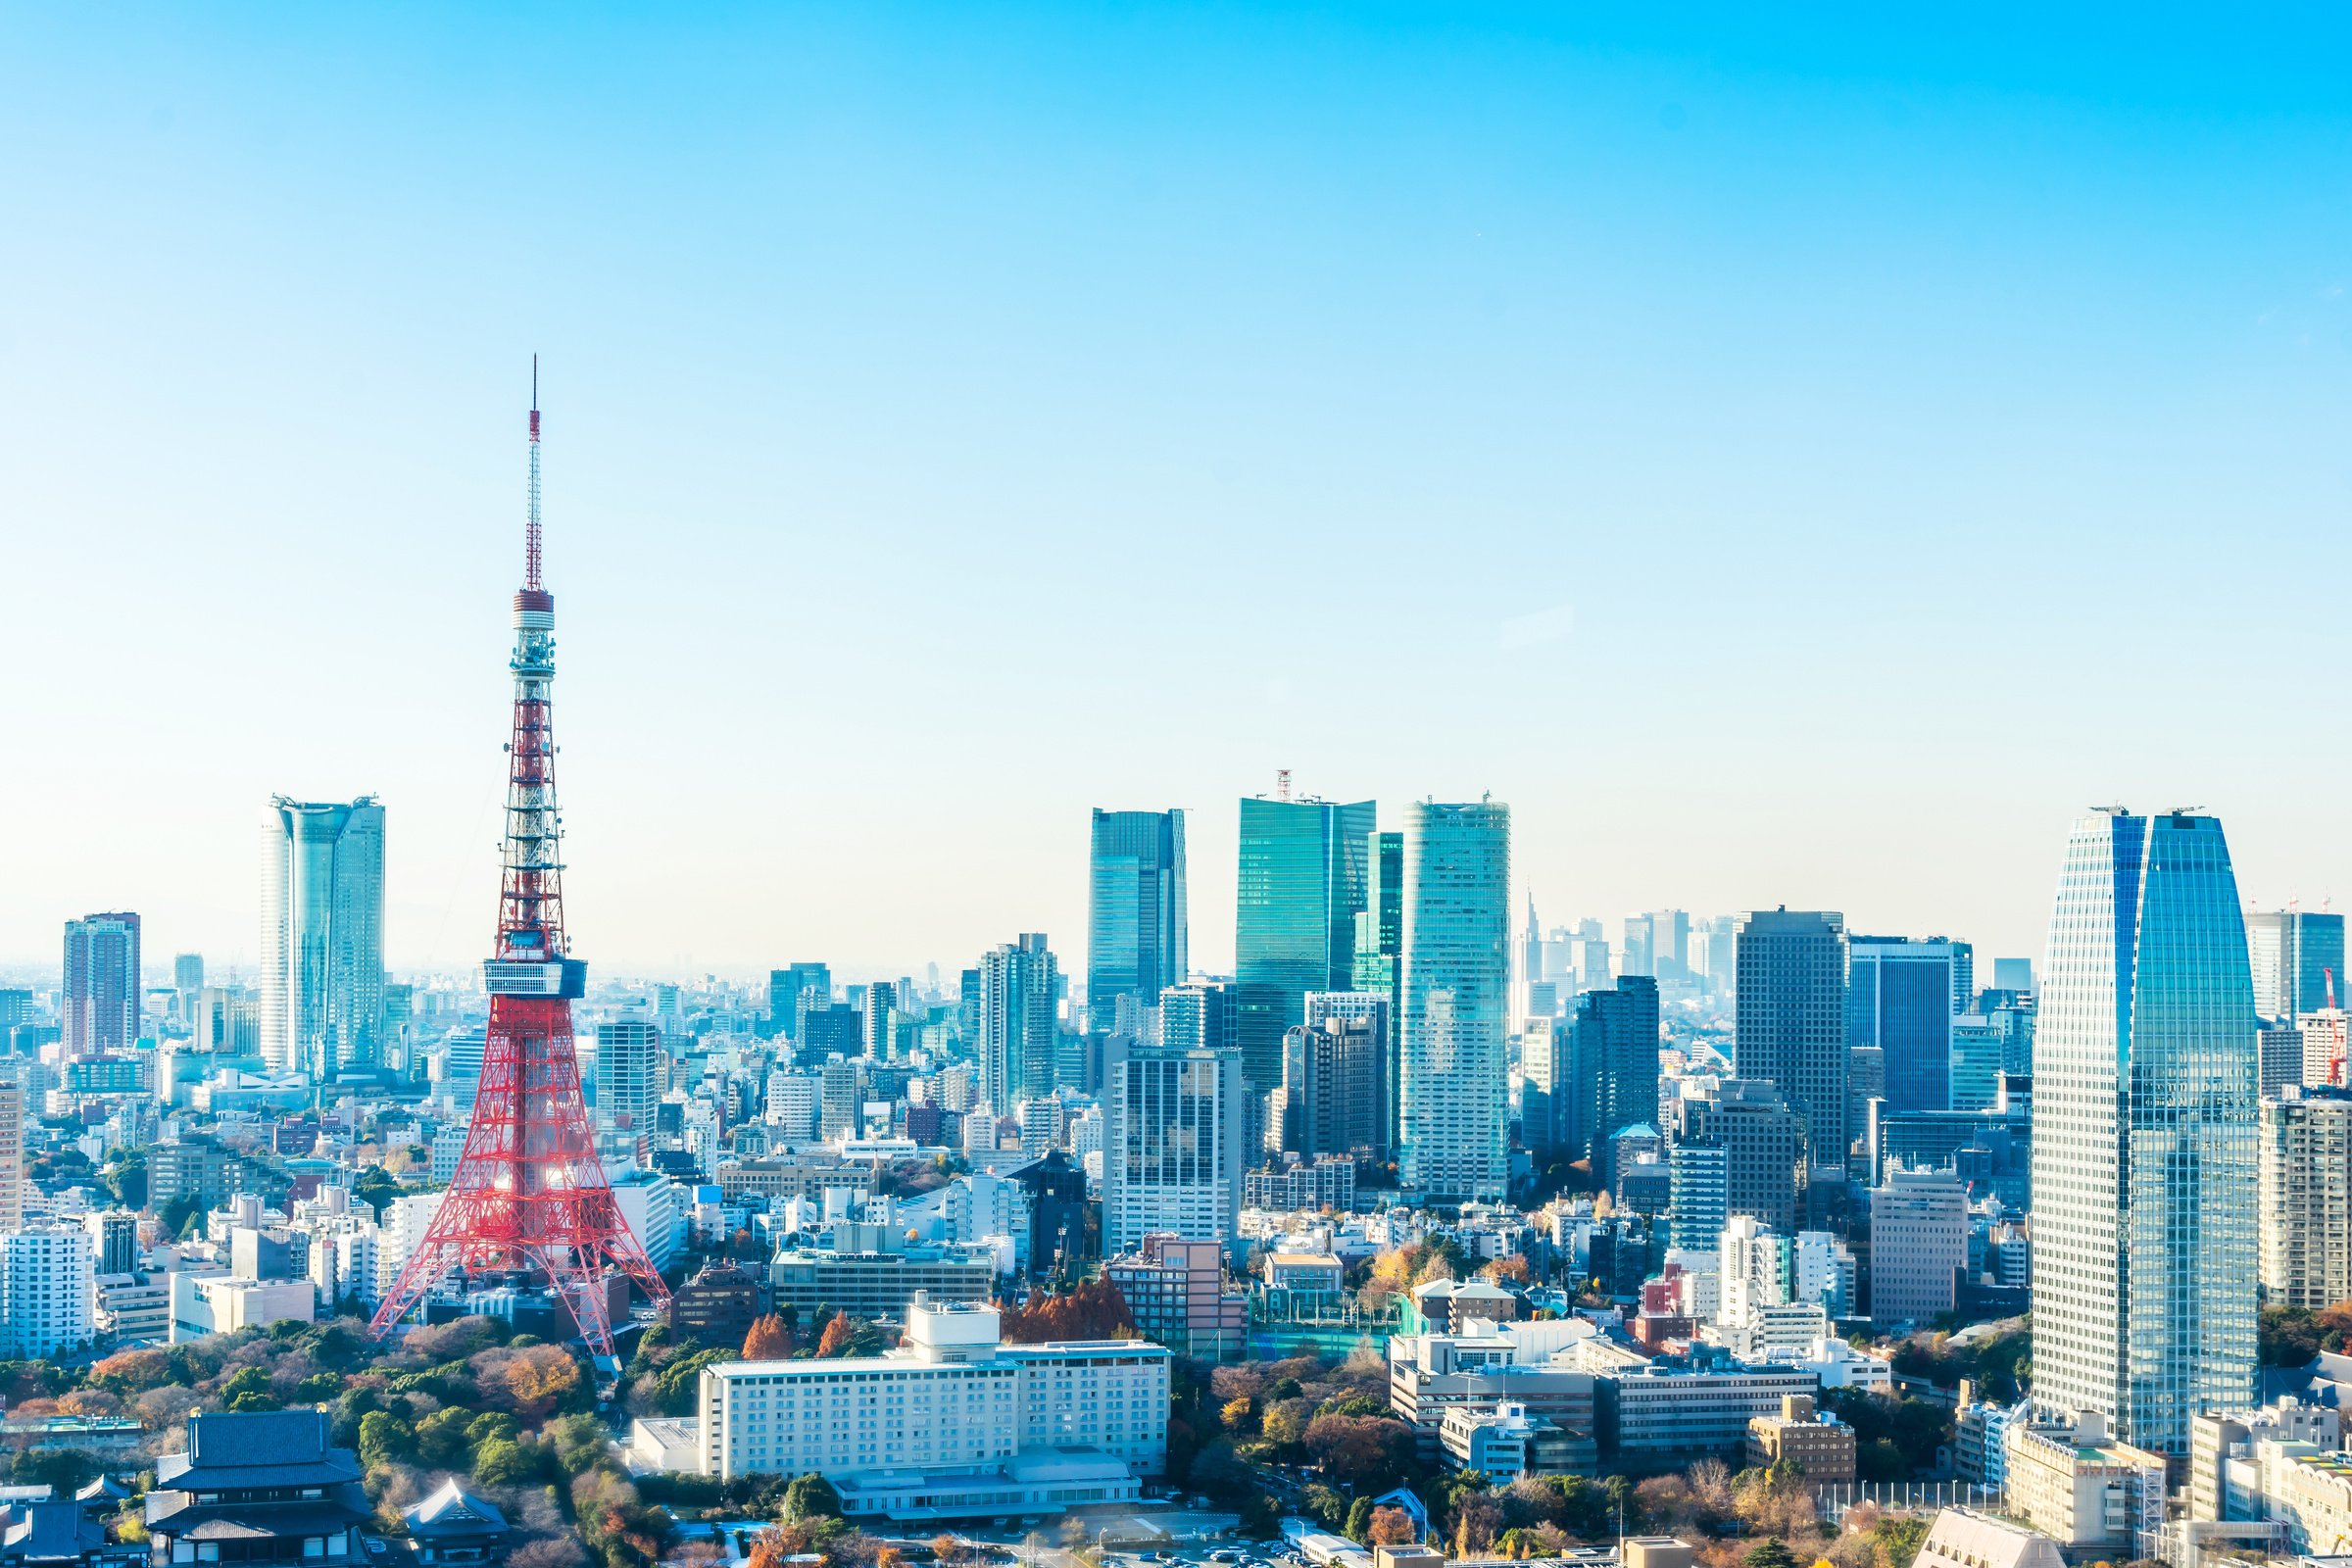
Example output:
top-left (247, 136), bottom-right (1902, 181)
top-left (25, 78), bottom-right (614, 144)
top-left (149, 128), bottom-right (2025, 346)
top-left (262, 796), bottom-right (386, 1079)
top-left (1398, 797), bottom-right (1510, 1202)
top-left (1086, 808), bottom-right (1189, 1032)
top-left (1848, 937), bottom-right (1962, 1113)
top-left (1235, 794), bottom-right (1375, 1095)
top-left (2032, 809), bottom-right (2257, 1457)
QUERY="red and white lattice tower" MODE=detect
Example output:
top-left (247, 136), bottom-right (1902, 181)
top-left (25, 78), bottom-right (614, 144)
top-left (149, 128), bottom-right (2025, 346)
top-left (369, 368), bottom-right (670, 1358)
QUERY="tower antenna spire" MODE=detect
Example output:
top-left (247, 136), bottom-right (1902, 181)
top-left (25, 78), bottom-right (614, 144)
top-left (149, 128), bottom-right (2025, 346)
top-left (525, 355), bottom-right (543, 591)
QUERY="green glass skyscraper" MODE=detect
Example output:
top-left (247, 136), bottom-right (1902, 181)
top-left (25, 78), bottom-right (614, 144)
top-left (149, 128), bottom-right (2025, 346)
top-left (1235, 794), bottom-right (1375, 1094)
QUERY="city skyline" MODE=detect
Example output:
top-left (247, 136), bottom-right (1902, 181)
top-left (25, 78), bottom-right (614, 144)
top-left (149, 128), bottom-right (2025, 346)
top-left (9, 10), bottom-right (2352, 979)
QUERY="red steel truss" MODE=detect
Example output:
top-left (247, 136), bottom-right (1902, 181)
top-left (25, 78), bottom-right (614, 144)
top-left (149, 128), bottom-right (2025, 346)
top-left (369, 371), bottom-right (670, 1358)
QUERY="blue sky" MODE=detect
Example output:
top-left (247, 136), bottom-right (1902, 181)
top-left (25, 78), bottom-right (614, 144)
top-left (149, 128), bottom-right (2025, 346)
top-left (5, 6), bottom-right (2350, 980)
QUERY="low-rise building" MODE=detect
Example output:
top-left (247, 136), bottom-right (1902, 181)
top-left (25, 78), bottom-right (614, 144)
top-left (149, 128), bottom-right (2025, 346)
top-left (403, 1478), bottom-right (511, 1566)
top-left (1743, 1394), bottom-right (1855, 1486)
top-left (669, 1260), bottom-right (761, 1346)
top-left (170, 1273), bottom-right (315, 1343)
top-left (2001, 1406), bottom-right (2166, 1562)
top-left (1597, 1348), bottom-right (1819, 1471)
top-left (694, 1293), bottom-right (1171, 1500)
top-left (146, 1411), bottom-right (370, 1567)
top-left (767, 1241), bottom-right (996, 1322)
top-left (1912, 1507), bottom-right (2067, 1568)
top-left (1404, 1277), bottom-right (1523, 1333)
top-left (1104, 1234), bottom-right (1248, 1362)
top-left (1439, 1399), bottom-right (1586, 1481)
top-left (1387, 1319), bottom-right (1604, 1465)
top-left (2189, 1401), bottom-right (2342, 1523)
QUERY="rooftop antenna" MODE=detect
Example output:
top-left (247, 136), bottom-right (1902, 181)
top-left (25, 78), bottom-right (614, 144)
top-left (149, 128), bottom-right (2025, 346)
top-left (1276, 768), bottom-right (1292, 803)
top-left (525, 355), bottom-right (543, 591)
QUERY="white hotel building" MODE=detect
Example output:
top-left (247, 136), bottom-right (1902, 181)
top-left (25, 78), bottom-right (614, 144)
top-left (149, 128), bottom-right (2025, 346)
top-left (689, 1294), bottom-right (1171, 1517)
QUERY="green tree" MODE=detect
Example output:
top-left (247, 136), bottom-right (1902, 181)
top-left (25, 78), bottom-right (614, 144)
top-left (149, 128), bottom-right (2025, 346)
top-left (466, 1411), bottom-right (520, 1447)
top-left (1745, 1540), bottom-right (1797, 1568)
top-left (220, 1366), bottom-right (279, 1413)
top-left (416, 1407), bottom-right (475, 1469)
top-left (1870, 1515), bottom-right (1930, 1568)
top-left (357, 1410), bottom-right (416, 1471)
top-left (1344, 1496), bottom-right (1375, 1544)
top-left (548, 1412), bottom-right (612, 1475)
top-left (783, 1472), bottom-right (842, 1521)
top-left (471, 1437), bottom-right (538, 1487)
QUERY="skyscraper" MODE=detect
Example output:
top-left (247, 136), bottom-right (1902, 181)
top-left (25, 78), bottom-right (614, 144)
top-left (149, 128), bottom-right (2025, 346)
top-left (595, 1017), bottom-right (662, 1135)
top-left (2033, 809), bottom-right (2257, 1458)
top-left (2247, 909), bottom-right (2348, 1024)
top-left (1398, 798), bottom-right (1510, 1202)
top-left (767, 962), bottom-right (831, 1038)
top-left (62, 912), bottom-right (141, 1058)
top-left (2259, 1085), bottom-right (2352, 1310)
top-left (1848, 937), bottom-right (1962, 1113)
top-left (0, 1086), bottom-right (24, 1234)
top-left (261, 797), bottom-right (387, 1078)
top-left (1087, 809), bottom-right (1189, 1031)
top-left (979, 935), bottom-right (1059, 1114)
top-left (1272, 993), bottom-right (1389, 1163)
top-left (1733, 908), bottom-right (1850, 1174)
top-left (1352, 829), bottom-right (1404, 1151)
top-left (1157, 979), bottom-right (1237, 1054)
top-left (1576, 974), bottom-right (1662, 1189)
top-left (1103, 1039), bottom-right (1246, 1254)
top-left (1235, 794), bottom-right (1376, 1095)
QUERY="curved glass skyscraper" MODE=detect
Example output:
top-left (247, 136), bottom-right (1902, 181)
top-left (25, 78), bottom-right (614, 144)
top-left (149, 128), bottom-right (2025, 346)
top-left (262, 797), bottom-right (387, 1080)
top-left (1398, 798), bottom-right (1510, 1203)
top-left (2031, 808), bottom-right (2257, 1457)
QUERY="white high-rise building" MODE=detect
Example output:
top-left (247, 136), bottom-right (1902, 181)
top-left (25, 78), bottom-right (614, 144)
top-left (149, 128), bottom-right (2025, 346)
top-left (1398, 798), bottom-right (1511, 1202)
top-left (261, 797), bottom-right (386, 1079)
top-left (0, 1085), bottom-right (24, 1234)
top-left (1103, 1043), bottom-right (1245, 1254)
top-left (979, 935), bottom-right (1060, 1114)
top-left (765, 1070), bottom-right (819, 1140)
top-left (2260, 1085), bottom-right (2352, 1310)
top-left (595, 1017), bottom-right (662, 1135)
top-left (2032, 808), bottom-right (2257, 1457)
top-left (0, 1226), bottom-right (94, 1359)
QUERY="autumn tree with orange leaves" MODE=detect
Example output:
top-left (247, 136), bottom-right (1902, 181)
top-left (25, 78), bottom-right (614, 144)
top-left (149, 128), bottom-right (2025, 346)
top-left (998, 1276), bottom-right (1134, 1344)
top-left (743, 1314), bottom-right (794, 1359)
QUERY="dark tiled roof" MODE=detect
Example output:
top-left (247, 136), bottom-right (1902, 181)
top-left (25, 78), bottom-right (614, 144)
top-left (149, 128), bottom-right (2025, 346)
top-left (153, 1499), bottom-right (368, 1541)
top-left (2, 1502), bottom-right (105, 1562)
top-left (157, 1411), bottom-right (361, 1493)
top-left (190, 1411), bottom-right (328, 1466)
top-left (149, 1487), bottom-right (368, 1534)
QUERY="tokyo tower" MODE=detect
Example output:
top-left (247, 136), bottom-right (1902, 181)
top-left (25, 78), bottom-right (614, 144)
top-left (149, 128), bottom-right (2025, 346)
top-left (370, 368), bottom-right (671, 1360)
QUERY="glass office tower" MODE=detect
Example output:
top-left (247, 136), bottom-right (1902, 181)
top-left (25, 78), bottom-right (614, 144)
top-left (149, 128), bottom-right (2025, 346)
top-left (1848, 937), bottom-right (1962, 1113)
top-left (1734, 908), bottom-right (1850, 1174)
top-left (1398, 798), bottom-right (1511, 1202)
top-left (262, 797), bottom-right (386, 1079)
top-left (2247, 908), bottom-right (2348, 1023)
top-left (1086, 808), bottom-right (1189, 1032)
top-left (2032, 809), bottom-right (2257, 1457)
top-left (1235, 795), bottom-right (1375, 1094)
